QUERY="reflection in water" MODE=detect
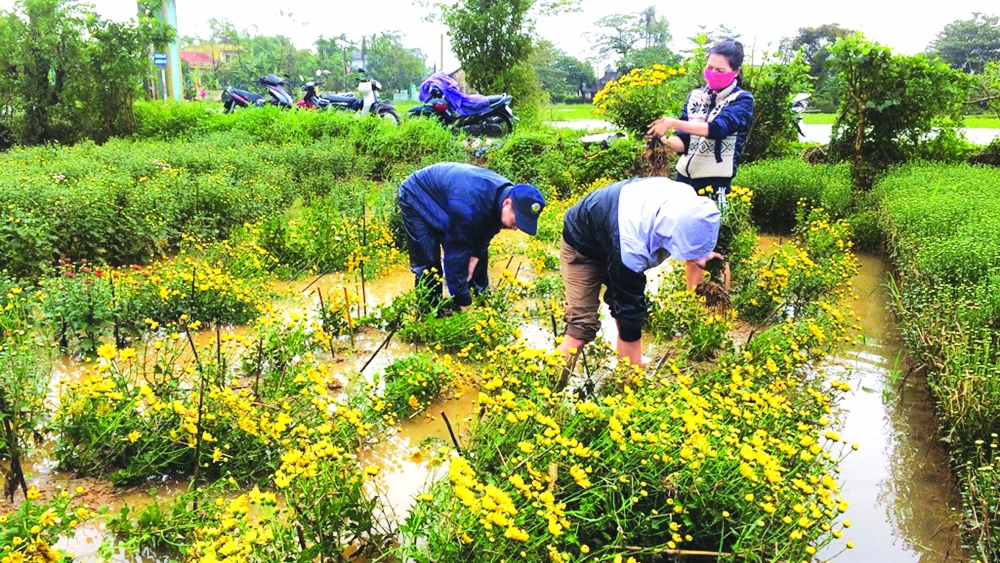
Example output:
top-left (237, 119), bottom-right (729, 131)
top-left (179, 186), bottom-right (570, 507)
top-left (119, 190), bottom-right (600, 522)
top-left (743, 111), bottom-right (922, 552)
top-left (360, 388), bottom-right (478, 524)
top-left (818, 252), bottom-right (966, 562)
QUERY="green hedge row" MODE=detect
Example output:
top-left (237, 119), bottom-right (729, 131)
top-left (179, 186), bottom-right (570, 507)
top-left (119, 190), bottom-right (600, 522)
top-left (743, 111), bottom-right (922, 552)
top-left (0, 113), bottom-right (464, 279)
top-left (873, 162), bottom-right (1000, 559)
top-left (734, 157), bottom-right (888, 251)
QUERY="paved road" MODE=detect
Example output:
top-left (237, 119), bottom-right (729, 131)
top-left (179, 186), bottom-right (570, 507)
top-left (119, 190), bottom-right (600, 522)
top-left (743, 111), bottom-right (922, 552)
top-left (548, 120), bottom-right (1000, 146)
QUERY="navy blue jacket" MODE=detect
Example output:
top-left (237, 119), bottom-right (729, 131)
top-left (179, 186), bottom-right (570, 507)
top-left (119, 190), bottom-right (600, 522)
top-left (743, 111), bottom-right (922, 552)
top-left (399, 163), bottom-right (512, 306)
top-left (676, 85), bottom-right (754, 182)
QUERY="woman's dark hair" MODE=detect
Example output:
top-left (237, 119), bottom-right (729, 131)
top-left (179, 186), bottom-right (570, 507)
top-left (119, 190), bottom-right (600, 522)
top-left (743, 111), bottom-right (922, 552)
top-left (709, 39), bottom-right (745, 70)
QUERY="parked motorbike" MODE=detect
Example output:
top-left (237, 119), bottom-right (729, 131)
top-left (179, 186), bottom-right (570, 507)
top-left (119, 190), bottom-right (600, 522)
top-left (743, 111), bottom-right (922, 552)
top-left (221, 74), bottom-right (294, 113)
top-left (297, 70), bottom-right (400, 125)
top-left (791, 92), bottom-right (812, 138)
top-left (408, 78), bottom-right (517, 137)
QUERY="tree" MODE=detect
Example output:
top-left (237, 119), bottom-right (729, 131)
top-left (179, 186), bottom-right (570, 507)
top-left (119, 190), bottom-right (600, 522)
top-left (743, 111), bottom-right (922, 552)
top-left (620, 46), bottom-right (681, 71)
top-left (440, 0), bottom-right (535, 94)
top-left (85, 15), bottom-right (170, 141)
top-left (438, 0), bottom-right (575, 121)
top-left (531, 39), bottom-right (594, 102)
top-left (972, 60), bottom-right (1000, 117)
top-left (0, 0), bottom-right (171, 145)
top-left (828, 34), bottom-right (969, 188)
top-left (363, 32), bottom-right (429, 95)
top-left (0, 0), bottom-right (89, 144)
top-left (929, 12), bottom-right (1000, 73)
top-left (588, 7), bottom-right (674, 70)
top-left (740, 51), bottom-right (812, 163)
top-left (779, 23), bottom-right (854, 112)
top-left (685, 24), bottom-right (741, 53)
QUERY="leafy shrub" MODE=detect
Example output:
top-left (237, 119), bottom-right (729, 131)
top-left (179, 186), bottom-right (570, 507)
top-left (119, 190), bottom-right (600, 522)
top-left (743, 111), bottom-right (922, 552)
top-left (741, 51), bottom-right (812, 163)
top-left (486, 126), bottom-right (643, 199)
top-left (827, 34), bottom-right (969, 188)
top-left (378, 352), bottom-right (458, 418)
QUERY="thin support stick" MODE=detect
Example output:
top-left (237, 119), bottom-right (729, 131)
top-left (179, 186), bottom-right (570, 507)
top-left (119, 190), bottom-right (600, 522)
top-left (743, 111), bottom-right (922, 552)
top-left (441, 411), bottom-right (462, 454)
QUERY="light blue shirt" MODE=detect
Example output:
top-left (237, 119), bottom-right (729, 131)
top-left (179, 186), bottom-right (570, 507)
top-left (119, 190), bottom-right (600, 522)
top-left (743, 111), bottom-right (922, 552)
top-left (616, 178), bottom-right (721, 273)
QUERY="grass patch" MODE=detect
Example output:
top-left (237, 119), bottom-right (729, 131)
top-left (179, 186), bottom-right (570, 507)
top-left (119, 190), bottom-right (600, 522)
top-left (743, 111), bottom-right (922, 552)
top-left (963, 115), bottom-right (1000, 129)
top-left (801, 113), bottom-right (836, 125)
top-left (543, 103), bottom-right (601, 121)
top-left (803, 112), bottom-right (1000, 129)
top-left (874, 162), bottom-right (1000, 559)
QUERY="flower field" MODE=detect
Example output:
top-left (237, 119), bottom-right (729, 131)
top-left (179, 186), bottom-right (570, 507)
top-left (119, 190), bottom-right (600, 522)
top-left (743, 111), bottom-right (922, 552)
top-left (0, 110), bottom-right (868, 563)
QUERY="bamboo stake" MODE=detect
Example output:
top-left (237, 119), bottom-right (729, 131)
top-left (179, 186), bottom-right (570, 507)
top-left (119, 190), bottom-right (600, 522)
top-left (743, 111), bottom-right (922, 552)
top-left (343, 287), bottom-right (355, 348)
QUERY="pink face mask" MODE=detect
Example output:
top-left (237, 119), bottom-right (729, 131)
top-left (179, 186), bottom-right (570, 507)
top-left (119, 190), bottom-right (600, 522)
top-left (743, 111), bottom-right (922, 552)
top-left (704, 68), bottom-right (737, 91)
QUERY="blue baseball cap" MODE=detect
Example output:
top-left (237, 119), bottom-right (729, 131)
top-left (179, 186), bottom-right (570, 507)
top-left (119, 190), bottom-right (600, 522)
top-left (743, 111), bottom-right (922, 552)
top-left (511, 184), bottom-right (545, 236)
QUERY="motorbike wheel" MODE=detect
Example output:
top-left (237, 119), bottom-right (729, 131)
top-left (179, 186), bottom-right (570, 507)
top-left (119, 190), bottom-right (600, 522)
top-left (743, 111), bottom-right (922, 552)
top-left (497, 114), bottom-right (514, 136)
top-left (378, 109), bottom-right (400, 126)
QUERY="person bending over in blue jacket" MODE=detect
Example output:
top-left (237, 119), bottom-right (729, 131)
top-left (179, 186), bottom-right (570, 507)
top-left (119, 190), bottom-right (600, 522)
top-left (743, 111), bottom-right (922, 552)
top-left (558, 177), bottom-right (722, 366)
top-left (398, 162), bottom-right (545, 312)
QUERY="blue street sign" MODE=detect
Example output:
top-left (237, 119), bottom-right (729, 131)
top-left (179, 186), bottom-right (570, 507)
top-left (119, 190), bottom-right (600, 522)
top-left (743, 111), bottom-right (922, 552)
top-left (153, 53), bottom-right (167, 67)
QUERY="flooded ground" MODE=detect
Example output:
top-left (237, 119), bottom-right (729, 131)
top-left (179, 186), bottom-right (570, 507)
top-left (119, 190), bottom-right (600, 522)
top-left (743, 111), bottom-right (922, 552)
top-left (818, 252), bottom-right (967, 562)
top-left (9, 238), bottom-right (970, 561)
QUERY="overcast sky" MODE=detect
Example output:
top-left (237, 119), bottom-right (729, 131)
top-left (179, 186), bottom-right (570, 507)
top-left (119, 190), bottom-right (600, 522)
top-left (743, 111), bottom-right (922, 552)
top-left (1, 0), bottom-right (996, 73)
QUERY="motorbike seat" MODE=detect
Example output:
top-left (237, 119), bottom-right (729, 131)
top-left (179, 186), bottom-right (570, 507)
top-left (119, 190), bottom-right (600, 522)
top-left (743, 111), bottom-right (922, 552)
top-left (231, 89), bottom-right (263, 102)
top-left (485, 94), bottom-right (507, 104)
top-left (321, 94), bottom-right (358, 103)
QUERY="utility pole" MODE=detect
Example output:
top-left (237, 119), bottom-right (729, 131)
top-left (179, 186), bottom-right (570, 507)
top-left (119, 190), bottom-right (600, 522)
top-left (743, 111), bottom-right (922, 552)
top-left (440, 34), bottom-right (444, 73)
top-left (143, 0), bottom-right (182, 101)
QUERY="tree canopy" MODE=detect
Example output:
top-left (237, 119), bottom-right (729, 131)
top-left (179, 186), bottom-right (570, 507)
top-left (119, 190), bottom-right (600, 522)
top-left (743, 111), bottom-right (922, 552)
top-left (928, 12), bottom-right (1000, 73)
top-left (531, 39), bottom-right (594, 102)
top-left (588, 6), bottom-right (675, 70)
top-left (780, 23), bottom-right (854, 111)
top-left (0, 0), bottom-right (173, 145)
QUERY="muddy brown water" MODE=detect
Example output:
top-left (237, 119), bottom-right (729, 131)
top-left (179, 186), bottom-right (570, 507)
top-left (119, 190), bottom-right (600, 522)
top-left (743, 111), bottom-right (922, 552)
top-left (8, 239), bottom-right (969, 561)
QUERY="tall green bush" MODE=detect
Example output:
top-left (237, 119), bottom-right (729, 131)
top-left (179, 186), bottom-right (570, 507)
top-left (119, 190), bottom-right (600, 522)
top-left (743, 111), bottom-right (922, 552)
top-left (741, 50), bottom-right (812, 163)
top-left (827, 34), bottom-right (969, 188)
top-left (0, 0), bottom-right (173, 146)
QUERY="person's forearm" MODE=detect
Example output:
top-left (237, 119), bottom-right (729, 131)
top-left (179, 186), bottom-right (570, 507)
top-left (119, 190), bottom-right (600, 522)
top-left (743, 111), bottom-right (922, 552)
top-left (672, 120), bottom-right (709, 137)
top-left (664, 135), bottom-right (684, 153)
top-left (685, 260), bottom-right (705, 289)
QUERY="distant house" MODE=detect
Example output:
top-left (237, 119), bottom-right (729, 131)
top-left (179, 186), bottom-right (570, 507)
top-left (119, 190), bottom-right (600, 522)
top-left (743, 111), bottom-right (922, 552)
top-left (181, 43), bottom-right (243, 69)
top-left (582, 69), bottom-right (619, 102)
top-left (180, 51), bottom-right (214, 69)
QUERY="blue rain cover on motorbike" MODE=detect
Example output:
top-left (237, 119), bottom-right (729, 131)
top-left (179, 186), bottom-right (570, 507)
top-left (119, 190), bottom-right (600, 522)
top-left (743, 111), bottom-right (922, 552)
top-left (418, 71), bottom-right (491, 116)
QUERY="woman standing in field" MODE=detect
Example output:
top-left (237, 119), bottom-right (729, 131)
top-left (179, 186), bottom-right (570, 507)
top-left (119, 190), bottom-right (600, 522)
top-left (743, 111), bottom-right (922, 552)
top-left (646, 39), bottom-right (754, 203)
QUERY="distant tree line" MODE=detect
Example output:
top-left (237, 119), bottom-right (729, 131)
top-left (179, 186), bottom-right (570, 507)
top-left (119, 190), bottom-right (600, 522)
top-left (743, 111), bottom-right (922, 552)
top-left (0, 0), bottom-right (174, 147)
top-left (182, 19), bottom-right (430, 98)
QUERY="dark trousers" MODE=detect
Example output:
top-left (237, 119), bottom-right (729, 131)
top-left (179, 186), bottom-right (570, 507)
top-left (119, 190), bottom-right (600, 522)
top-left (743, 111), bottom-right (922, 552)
top-left (400, 204), bottom-right (489, 310)
top-left (674, 172), bottom-right (730, 196)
